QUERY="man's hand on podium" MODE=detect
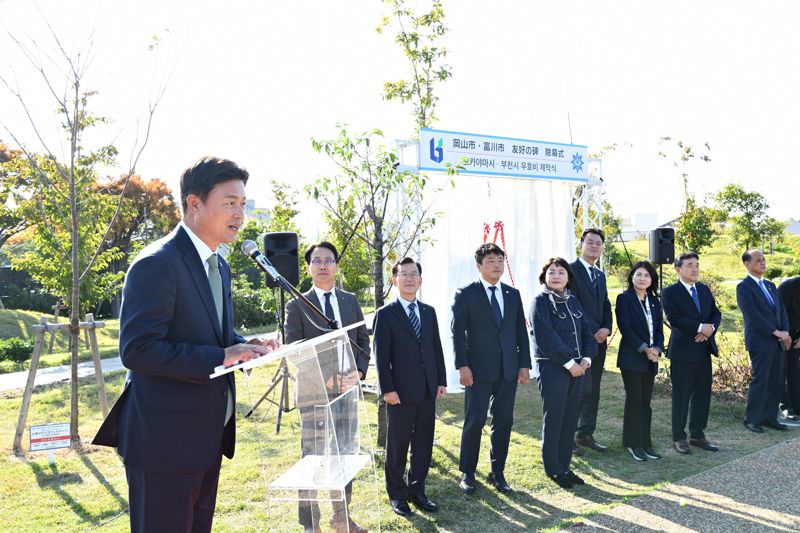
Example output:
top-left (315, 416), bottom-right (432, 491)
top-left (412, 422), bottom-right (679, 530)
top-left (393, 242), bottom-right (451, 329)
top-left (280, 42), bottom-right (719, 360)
top-left (223, 343), bottom-right (273, 367)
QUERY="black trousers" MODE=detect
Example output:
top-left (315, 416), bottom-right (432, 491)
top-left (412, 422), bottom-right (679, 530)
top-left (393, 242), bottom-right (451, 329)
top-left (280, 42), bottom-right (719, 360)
top-left (746, 350), bottom-right (784, 424)
top-left (385, 392), bottom-right (435, 500)
top-left (459, 378), bottom-right (517, 475)
top-left (670, 357), bottom-right (712, 441)
top-left (780, 348), bottom-right (800, 413)
top-left (126, 454), bottom-right (222, 533)
top-left (576, 341), bottom-right (606, 439)
top-left (621, 369), bottom-right (654, 448)
top-left (536, 360), bottom-right (584, 476)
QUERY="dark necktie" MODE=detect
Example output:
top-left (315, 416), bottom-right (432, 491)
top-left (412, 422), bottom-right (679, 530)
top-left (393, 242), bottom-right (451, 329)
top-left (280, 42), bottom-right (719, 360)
top-left (489, 286), bottom-right (503, 327)
top-left (207, 254), bottom-right (223, 327)
top-left (324, 291), bottom-right (336, 321)
top-left (758, 279), bottom-right (775, 308)
top-left (590, 266), bottom-right (598, 287)
top-left (407, 302), bottom-right (421, 341)
top-left (690, 285), bottom-right (702, 314)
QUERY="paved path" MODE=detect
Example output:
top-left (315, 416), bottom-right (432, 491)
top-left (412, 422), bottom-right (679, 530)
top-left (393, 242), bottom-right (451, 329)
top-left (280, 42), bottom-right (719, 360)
top-left (0, 357), bottom-right (125, 392)
top-left (570, 437), bottom-right (800, 532)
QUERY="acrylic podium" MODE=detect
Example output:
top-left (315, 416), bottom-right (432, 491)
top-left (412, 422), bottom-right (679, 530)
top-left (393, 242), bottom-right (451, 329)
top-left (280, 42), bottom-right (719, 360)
top-left (211, 321), bottom-right (378, 531)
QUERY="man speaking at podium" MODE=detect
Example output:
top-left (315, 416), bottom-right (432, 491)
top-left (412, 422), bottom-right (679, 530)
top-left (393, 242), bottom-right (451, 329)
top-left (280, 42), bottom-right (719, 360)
top-left (94, 157), bottom-right (277, 533)
top-left (284, 241), bottom-right (370, 533)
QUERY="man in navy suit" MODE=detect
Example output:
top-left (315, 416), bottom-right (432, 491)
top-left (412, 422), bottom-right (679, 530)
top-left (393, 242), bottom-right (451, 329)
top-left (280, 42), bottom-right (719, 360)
top-left (452, 243), bottom-right (531, 495)
top-left (284, 241), bottom-right (370, 533)
top-left (373, 257), bottom-right (447, 518)
top-left (570, 228), bottom-right (613, 454)
top-left (736, 249), bottom-right (791, 433)
top-left (94, 157), bottom-right (276, 532)
top-left (778, 276), bottom-right (800, 419)
top-left (661, 252), bottom-right (722, 454)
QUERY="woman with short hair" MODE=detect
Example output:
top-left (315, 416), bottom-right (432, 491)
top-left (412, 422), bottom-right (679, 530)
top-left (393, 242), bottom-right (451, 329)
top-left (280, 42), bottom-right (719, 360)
top-left (530, 257), bottom-right (597, 489)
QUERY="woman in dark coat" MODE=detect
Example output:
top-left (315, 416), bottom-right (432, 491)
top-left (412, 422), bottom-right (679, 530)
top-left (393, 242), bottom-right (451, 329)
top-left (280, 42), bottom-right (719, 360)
top-left (530, 257), bottom-right (597, 489)
top-left (615, 260), bottom-right (664, 462)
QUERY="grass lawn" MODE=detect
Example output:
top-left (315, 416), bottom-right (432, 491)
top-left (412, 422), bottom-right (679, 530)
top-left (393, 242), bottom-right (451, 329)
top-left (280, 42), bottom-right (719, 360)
top-left (1, 333), bottom-right (797, 532)
top-left (1, 238), bottom-right (795, 531)
top-left (0, 310), bottom-right (121, 374)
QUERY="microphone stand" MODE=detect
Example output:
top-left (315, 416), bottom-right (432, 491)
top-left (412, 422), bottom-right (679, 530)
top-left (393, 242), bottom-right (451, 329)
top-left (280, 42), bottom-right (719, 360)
top-left (245, 255), bottom-right (339, 435)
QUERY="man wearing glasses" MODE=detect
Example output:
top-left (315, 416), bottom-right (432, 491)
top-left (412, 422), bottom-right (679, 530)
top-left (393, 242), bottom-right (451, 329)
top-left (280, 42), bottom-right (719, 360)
top-left (284, 241), bottom-right (370, 533)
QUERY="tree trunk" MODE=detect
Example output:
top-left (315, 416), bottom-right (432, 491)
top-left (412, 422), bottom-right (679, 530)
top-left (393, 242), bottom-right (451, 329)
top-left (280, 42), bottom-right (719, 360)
top-left (69, 122), bottom-right (81, 446)
top-left (371, 218), bottom-right (387, 448)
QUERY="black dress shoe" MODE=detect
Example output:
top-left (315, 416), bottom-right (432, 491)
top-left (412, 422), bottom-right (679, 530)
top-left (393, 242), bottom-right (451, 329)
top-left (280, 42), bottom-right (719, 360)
top-left (548, 473), bottom-right (574, 489)
top-left (487, 471), bottom-right (512, 493)
top-left (566, 470), bottom-right (585, 485)
top-left (572, 442), bottom-right (585, 457)
top-left (459, 473), bottom-right (476, 495)
top-left (673, 440), bottom-right (692, 454)
top-left (689, 438), bottom-right (719, 451)
top-left (576, 435), bottom-right (609, 452)
top-left (643, 447), bottom-right (661, 459)
top-left (409, 493), bottom-right (439, 513)
top-left (627, 447), bottom-right (648, 461)
top-left (390, 499), bottom-right (413, 517)
top-left (743, 419), bottom-right (765, 433)
top-left (762, 418), bottom-right (788, 431)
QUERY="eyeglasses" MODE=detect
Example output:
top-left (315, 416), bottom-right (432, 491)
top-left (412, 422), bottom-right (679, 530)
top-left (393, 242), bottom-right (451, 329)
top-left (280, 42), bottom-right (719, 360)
top-left (310, 258), bottom-right (337, 265)
top-left (397, 272), bottom-right (420, 278)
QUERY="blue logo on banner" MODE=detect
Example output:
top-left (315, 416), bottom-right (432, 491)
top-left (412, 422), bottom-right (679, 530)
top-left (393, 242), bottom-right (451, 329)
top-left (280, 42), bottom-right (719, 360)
top-left (571, 153), bottom-right (584, 173)
top-left (429, 138), bottom-right (444, 163)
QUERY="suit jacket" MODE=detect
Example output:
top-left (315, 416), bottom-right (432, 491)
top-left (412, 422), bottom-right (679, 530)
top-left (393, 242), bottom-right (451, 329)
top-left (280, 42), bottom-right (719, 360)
top-left (615, 289), bottom-right (664, 374)
top-left (373, 299), bottom-right (447, 402)
top-left (662, 281), bottom-right (721, 362)
top-left (93, 226), bottom-right (245, 474)
top-left (569, 259), bottom-right (613, 335)
top-left (530, 290), bottom-right (597, 366)
top-left (451, 281), bottom-right (531, 382)
top-left (284, 287), bottom-right (371, 376)
top-left (736, 276), bottom-right (790, 352)
top-left (778, 276), bottom-right (800, 341)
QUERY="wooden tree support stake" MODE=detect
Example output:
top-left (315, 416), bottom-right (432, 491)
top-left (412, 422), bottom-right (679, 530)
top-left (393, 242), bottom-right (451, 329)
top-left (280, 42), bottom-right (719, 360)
top-left (13, 314), bottom-right (109, 452)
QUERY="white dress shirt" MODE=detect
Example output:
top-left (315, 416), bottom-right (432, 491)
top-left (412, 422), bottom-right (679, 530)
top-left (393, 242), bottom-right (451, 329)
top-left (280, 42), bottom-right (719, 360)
top-left (479, 278), bottom-right (504, 317)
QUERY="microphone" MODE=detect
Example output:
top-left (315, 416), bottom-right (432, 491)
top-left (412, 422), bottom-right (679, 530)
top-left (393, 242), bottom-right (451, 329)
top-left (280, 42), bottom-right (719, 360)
top-left (241, 240), bottom-right (282, 282)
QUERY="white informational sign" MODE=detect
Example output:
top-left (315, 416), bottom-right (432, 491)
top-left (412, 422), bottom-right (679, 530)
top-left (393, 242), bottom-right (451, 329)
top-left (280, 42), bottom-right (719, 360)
top-left (30, 422), bottom-right (71, 451)
top-left (418, 127), bottom-right (589, 183)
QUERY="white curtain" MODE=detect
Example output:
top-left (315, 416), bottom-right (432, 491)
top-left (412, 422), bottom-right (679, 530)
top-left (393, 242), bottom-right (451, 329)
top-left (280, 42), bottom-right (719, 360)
top-left (418, 176), bottom-right (577, 390)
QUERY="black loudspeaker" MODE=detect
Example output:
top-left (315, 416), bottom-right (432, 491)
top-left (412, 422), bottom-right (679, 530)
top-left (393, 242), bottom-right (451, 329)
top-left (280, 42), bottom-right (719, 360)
top-left (263, 232), bottom-right (300, 288)
top-left (649, 227), bottom-right (675, 264)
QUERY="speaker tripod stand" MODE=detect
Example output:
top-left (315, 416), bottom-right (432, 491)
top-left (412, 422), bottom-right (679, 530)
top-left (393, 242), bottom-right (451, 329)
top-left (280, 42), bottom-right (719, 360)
top-left (245, 288), bottom-right (296, 433)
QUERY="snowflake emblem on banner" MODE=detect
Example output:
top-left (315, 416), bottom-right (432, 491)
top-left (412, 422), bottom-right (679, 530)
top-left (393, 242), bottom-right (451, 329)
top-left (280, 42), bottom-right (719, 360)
top-left (571, 153), bottom-right (584, 173)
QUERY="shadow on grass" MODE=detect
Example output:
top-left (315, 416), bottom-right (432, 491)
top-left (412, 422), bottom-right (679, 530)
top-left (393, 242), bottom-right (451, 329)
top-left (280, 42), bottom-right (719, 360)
top-left (26, 452), bottom-right (128, 526)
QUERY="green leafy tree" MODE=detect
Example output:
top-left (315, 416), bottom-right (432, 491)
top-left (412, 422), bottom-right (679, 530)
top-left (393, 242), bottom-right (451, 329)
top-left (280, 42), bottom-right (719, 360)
top-left (12, 151), bottom-right (125, 314)
top-left (97, 174), bottom-right (180, 316)
top-left (715, 183), bottom-right (785, 251)
top-left (0, 142), bottom-right (30, 255)
top-left (309, 125), bottom-right (450, 308)
top-left (0, 25), bottom-right (166, 444)
top-left (322, 198), bottom-right (373, 299)
top-left (674, 195), bottom-right (717, 254)
top-left (377, 0), bottom-right (452, 132)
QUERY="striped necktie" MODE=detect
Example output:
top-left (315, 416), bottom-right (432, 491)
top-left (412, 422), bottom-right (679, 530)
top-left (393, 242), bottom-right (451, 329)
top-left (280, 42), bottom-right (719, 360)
top-left (407, 302), bottom-right (421, 341)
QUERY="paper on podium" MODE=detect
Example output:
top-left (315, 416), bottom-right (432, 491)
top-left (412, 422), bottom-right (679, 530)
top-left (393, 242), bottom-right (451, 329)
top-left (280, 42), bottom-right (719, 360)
top-left (209, 320), bottom-right (365, 379)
